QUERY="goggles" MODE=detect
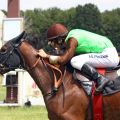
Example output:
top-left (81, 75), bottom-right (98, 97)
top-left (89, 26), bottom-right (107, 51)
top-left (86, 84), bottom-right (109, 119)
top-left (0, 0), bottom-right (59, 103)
top-left (47, 32), bottom-right (68, 44)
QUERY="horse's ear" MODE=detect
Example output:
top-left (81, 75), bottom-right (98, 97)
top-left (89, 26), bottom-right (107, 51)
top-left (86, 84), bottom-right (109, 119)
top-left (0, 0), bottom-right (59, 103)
top-left (13, 31), bottom-right (26, 44)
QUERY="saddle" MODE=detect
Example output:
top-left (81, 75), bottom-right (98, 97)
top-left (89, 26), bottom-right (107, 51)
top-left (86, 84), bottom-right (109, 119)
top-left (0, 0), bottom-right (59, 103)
top-left (74, 65), bottom-right (120, 96)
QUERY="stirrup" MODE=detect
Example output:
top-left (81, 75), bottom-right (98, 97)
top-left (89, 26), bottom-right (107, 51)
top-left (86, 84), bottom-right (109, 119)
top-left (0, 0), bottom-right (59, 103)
top-left (96, 86), bottom-right (103, 92)
top-left (94, 88), bottom-right (102, 95)
top-left (95, 80), bottom-right (110, 94)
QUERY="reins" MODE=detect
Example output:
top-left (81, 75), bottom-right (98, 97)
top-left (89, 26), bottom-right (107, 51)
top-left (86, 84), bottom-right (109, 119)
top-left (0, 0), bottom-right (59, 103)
top-left (45, 60), bottom-right (63, 89)
top-left (30, 56), bottom-right (40, 70)
top-left (30, 56), bottom-right (63, 93)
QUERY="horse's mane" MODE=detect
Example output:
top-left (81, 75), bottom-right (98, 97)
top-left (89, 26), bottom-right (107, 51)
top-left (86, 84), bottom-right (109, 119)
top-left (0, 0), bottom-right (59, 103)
top-left (25, 32), bottom-right (47, 50)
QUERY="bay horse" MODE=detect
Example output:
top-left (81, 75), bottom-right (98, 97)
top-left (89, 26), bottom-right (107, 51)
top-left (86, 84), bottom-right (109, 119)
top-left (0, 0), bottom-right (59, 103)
top-left (0, 31), bottom-right (120, 120)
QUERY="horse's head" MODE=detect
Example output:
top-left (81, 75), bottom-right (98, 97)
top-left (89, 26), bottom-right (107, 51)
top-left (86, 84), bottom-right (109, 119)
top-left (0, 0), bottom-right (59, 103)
top-left (0, 31), bottom-right (26, 74)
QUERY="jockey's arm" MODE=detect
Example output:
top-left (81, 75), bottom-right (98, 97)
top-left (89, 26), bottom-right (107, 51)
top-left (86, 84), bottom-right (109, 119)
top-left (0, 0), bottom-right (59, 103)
top-left (38, 38), bottom-right (78, 65)
top-left (57, 38), bottom-right (78, 65)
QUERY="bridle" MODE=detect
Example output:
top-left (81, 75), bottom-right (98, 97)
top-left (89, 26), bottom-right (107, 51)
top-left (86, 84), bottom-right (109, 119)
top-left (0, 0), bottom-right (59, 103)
top-left (0, 40), bottom-right (25, 72)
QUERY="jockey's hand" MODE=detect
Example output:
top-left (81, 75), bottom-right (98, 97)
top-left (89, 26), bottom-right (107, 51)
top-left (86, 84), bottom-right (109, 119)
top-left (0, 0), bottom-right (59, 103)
top-left (49, 55), bottom-right (59, 64)
top-left (38, 49), bottom-right (49, 58)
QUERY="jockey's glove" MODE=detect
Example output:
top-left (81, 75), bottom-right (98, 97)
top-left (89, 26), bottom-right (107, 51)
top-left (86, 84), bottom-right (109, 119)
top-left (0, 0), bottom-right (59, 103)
top-left (49, 55), bottom-right (59, 64)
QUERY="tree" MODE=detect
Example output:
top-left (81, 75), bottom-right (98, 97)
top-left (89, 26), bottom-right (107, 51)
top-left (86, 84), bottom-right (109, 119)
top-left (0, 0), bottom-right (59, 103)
top-left (75, 4), bottom-right (103, 34)
top-left (102, 9), bottom-right (120, 50)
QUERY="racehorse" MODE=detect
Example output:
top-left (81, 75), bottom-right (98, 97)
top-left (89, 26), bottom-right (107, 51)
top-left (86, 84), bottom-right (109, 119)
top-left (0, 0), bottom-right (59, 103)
top-left (0, 31), bottom-right (120, 120)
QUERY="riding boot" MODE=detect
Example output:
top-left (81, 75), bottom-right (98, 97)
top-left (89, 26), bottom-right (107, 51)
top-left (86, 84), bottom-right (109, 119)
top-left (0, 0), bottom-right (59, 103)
top-left (81, 64), bottom-right (110, 92)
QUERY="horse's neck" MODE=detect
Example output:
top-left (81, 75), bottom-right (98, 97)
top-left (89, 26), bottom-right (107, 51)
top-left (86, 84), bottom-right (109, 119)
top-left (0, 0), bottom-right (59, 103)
top-left (19, 42), bottom-right (36, 65)
top-left (19, 42), bottom-right (54, 96)
top-left (19, 42), bottom-right (75, 99)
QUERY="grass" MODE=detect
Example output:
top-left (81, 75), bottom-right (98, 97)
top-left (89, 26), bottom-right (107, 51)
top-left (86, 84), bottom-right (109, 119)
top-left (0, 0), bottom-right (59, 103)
top-left (0, 106), bottom-right (49, 120)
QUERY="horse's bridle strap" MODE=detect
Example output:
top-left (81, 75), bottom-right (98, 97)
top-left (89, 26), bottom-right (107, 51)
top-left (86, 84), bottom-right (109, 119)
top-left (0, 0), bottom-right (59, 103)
top-left (30, 57), bottom-right (40, 70)
top-left (45, 62), bottom-right (63, 89)
top-left (30, 57), bottom-right (63, 89)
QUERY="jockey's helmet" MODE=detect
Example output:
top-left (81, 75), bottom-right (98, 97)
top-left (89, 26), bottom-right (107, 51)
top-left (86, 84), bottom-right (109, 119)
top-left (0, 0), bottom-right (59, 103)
top-left (47, 23), bottom-right (68, 42)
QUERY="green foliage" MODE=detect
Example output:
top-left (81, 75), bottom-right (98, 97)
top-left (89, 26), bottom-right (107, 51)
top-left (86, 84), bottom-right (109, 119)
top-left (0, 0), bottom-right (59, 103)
top-left (63, 7), bottom-right (76, 30)
top-left (102, 8), bottom-right (120, 51)
top-left (75, 4), bottom-right (103, 34)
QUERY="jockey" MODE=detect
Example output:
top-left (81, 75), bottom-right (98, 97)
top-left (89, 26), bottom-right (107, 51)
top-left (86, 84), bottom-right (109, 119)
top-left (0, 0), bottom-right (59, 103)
top-left (38, 23), bottom-right (119, 92)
